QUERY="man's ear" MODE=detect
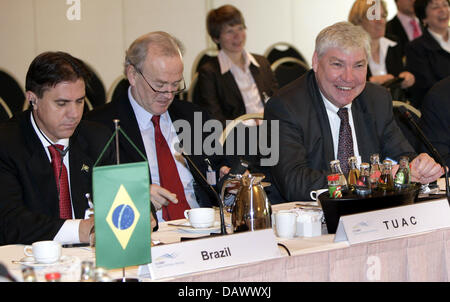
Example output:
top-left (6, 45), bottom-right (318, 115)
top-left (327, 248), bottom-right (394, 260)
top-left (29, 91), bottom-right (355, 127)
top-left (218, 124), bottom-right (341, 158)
top-left (126, 65), bottom-right (137, 87)
top-left (312, 51), bottom-right (319, 73)
top-left (26, 91), bottom-right (37, 109)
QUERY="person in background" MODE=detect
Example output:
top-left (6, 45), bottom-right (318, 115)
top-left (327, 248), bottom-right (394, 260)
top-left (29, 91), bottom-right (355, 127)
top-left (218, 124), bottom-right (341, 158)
top-left (194, 4), bottom-right (278, 126)
top-left (349, 0), bottom-right (415, 98)
top-left (264, 22), bottom-right (444, 201)
top-left (386, 0), bottom-right (423, 55)
top-left (420, 76), bottom-right (450, 168)
top-left (0, 51), bottom-right (115, 245)
top-left (86, 31), bottom-right (233, 222)
top-left (406, 0), bottom-right (450, 108)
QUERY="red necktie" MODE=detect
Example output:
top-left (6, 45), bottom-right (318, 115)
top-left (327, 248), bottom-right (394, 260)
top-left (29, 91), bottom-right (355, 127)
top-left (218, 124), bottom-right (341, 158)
top-left (151, 115), bottom-right (190, 221)
top-left (48, 144), bottom-right (72, 219)
top-left (337, 108), bottom-right (354, 176)
top-left (410, 19), bottom-right (421, 39)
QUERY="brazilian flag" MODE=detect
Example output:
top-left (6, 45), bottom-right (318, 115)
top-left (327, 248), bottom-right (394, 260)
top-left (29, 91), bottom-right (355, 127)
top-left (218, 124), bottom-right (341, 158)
top-left (92, 126), bottom-right (151, 269)
top-left (93, 161), bottom-right (151, 269)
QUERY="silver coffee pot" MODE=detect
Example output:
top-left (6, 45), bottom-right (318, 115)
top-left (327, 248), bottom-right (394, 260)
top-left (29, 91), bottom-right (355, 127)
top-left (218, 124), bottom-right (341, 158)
top-left (220, 173), bottom-right (272, 233)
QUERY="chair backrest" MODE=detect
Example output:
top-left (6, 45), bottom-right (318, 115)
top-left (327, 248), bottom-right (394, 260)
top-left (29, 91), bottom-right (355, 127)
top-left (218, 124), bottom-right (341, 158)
top-left (0, 96), bottom-right (13, 122)
top-left (108, 76), bottom-right (130, 104)
top-left (219, 112), bottom-right (285, 204)
top-left (264, 42), bottom-right (308, 66)
top-left (392, 100), bottom-right (421, 117)
top-left (84, 64), bottom-right (106, 112)
top-left (219, 112), bottom-right (263, 146)
top-left (271, 57), bottom-right (310, 88)
top-left (0, 69), bottom-right (25, 119)
top-left (191, 47), bottom-right (218, 81)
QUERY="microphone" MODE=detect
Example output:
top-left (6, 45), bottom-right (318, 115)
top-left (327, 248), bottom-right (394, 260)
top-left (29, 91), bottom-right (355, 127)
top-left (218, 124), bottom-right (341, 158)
top-left (397, 106), bottom-right (450, 202)
top-left (180, 152), bottom-right (227, 235)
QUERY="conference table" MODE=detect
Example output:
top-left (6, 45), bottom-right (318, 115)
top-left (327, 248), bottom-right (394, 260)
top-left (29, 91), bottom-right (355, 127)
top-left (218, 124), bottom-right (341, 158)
top-left (1, 180), bottom-right (449, 282)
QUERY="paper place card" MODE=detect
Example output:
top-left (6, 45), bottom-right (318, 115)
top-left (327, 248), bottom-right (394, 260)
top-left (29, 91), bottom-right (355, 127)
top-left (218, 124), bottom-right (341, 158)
top-left (335, 198), bottom-right (450, 245)
top-left (139, 229), bottom-right (280, 280)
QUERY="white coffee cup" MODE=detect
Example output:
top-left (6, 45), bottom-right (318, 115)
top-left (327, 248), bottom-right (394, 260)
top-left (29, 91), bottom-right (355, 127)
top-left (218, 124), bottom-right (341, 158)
top-left (310, 188), bottom-right (328, 201)
top-left (24, 241), bottom-right (61, 264)
top-left (275, 211), bottom-right (298, 239)
top-left (184, 208), bottom-right (215, 228)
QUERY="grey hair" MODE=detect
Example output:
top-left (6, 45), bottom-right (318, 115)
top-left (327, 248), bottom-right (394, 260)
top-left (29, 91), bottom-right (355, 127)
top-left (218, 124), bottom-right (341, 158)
top-left (124, 31), bottom-right (185, 75)
top-left (315, 21), bottom-right (371, 60)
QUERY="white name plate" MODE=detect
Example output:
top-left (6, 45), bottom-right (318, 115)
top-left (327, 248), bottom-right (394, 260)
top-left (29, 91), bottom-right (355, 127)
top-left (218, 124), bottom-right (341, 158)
top-left (335, 198), bottom-right (450, 244)
top-left (138, 229), bottom-right (281, 280)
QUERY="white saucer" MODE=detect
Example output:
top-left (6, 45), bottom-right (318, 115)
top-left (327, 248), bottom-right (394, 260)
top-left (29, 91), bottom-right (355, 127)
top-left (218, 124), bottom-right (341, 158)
top-left (172, 221), bottom-right (221, 234)
top-left (17, 255), bottom-right (76, 267)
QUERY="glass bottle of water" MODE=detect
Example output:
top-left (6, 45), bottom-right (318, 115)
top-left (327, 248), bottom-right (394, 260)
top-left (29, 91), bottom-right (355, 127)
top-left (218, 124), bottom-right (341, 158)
top-left (330, 159), bottom-right (348, 192)
top-left (379, 160), bottom-right (394, 192)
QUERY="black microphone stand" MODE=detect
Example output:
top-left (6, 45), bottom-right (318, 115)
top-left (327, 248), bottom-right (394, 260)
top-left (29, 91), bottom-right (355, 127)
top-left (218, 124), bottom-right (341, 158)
top-left (181, 152), bottom-right (227, 235)
top-left (400, 106), bottom-right (450, 203)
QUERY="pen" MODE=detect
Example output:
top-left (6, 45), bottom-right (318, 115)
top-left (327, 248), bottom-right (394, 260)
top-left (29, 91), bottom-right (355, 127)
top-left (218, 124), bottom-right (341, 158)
top-left (62, 243), bottom-right (90, 248)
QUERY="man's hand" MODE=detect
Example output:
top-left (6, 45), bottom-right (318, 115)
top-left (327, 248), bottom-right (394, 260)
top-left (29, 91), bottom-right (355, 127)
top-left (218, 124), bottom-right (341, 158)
top-left (398, 71), bottom-right (415, 89)
top-left (150, 184), bottom-right (178, 211)
top-left (151, 211), bottom-right (157, 230)
top-left (79, 215), bottom-right (95, 243)
top-left (410, 153), bottom-right (444, 184)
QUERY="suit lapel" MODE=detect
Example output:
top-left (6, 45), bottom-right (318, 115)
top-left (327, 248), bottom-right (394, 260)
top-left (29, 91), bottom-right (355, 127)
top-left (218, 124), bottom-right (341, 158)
top-left (222, 71), bottom-right (244, 109)
top-left (68, 133), bottom-right (93, 219)
top-left (308, 73), bottom-right (335, 168)
top-left (351, 97), bottom-right (374, 163)
top-left (22, 111), bottom-right (60, 217)
top-left (250, 63), bottom-right (266, 105)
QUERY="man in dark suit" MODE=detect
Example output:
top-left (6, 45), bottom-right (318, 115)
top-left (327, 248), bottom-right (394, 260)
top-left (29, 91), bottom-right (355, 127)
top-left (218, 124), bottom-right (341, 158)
top-left (420, 76), bottom-right (450, 168)
top-left (386, 0), bottom-right (423, 55)
top-left (0, 52), bottom-right (116, 245)
top-left (86, 32), bottom-right (231, 222)
top-left (264, 22), bottom-right (444, 201)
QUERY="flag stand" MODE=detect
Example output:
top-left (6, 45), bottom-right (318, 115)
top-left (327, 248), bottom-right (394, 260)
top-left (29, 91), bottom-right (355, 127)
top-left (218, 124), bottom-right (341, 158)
top-left (111, 119), bottom-right (140, 283)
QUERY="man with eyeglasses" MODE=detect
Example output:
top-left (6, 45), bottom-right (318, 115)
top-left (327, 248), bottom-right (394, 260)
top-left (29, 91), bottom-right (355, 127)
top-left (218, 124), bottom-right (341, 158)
top-left (86, 31), bottom-right (231, 222)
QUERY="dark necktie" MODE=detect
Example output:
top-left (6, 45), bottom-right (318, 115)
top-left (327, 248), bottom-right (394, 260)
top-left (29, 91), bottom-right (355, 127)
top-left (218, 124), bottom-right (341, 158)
top-left (151, 115), bottom-right (191, 221)
top-left (410, 19), bottom-right (421, 39)
top-left (48, 144), bottom-right (72, 219)
top-left (337, 108), bottom-right (354, 175)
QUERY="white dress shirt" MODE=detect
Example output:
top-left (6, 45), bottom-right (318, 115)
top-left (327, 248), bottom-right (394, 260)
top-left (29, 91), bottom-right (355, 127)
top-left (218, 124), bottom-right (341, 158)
top-left (128, 88), bottom-right (199, 222)
top-left (30, 112), bottom-right (82, 244)
top-left (320, 92), bottom-right (362, 166)
top-left (428, 28), bottom-right (450, 53)
top-left (368, 37), bottom-right (398, 76)
top-left (217, 49), bottom-right (264, 126)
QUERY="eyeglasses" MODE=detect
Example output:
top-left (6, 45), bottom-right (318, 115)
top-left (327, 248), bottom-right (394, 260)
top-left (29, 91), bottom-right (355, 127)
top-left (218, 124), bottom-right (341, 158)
top-left (133, 65), bottom-right (186, 95)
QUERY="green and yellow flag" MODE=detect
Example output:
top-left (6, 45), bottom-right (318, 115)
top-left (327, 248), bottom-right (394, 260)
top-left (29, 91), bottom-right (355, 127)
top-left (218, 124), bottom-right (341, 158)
top-left (93, 161), bottom-right (151, 269)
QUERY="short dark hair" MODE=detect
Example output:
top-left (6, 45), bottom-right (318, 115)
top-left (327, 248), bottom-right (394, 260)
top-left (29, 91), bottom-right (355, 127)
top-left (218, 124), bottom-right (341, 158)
top-left (206, 5), bottom-right (246, 48)
top-left (25, 51), bottom-right (90, 98)
top-left (414, 0), bottom-right (450, 22)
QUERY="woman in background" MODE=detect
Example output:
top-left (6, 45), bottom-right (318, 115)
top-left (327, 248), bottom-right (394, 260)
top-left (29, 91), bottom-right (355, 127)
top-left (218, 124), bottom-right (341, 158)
top-left (406, 0), bottom-right (450, 109)
top-left (194, 4), bottom-right (278, 126)
top-left (349, 0), bottom-right (415, 101)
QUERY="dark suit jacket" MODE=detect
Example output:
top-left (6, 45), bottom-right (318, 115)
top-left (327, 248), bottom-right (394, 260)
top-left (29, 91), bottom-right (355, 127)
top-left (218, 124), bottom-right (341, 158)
top-left (264, 70), bottom-right (416, 201)
top-left (0, 110), bottom-right (114, 245)
top-left (85, 88), bottom-right (230, 208)
top-left (420, 76), bottom-right (450, 168)
top-left (386, 16), bottom-right (410, 54)
top-left (406, 28), bottom-right (450, 109)
top-left (194, 54), bottom-right (278, 125)
top-left (385, 15), bottom-right (424, 55)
